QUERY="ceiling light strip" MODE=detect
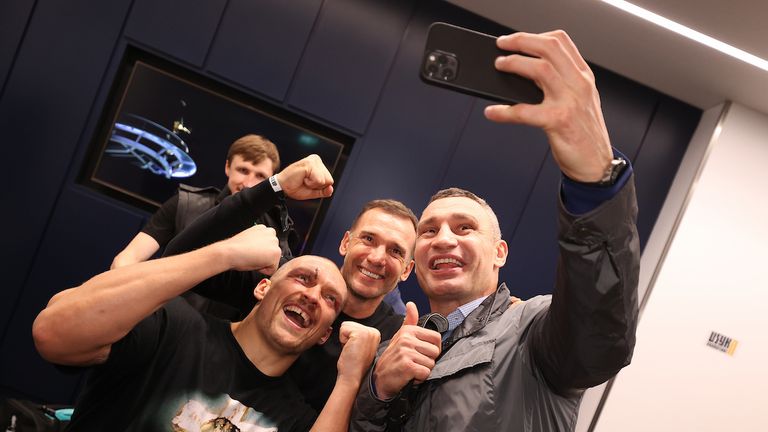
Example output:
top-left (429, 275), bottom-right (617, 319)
top-left (600, 0), bottom-right (768, 72)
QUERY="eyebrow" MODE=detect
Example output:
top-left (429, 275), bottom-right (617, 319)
top-left (290, 267), bottom-right (317, 283)
top-left (359, 229), bottom-right (408, 252)
top-left (418, 213), bottom-right (478, 228)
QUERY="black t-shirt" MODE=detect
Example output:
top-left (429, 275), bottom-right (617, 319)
top-left (141, 193), bottom-right (181, 247)
top-left (67, 298), bottom-right (316, 431)
top-left (288, 302), bottom-right (403, 411)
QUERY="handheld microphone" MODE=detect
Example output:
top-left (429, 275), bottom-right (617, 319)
top-left (417, 312), bottom-right (449, 333)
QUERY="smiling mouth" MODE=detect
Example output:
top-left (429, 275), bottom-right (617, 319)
top-left (431, 257), bottom-right (463, 270)
top-left (283, 305), bottom-right (310, 328)
top-left (360, 267), bottom-right (383, 280)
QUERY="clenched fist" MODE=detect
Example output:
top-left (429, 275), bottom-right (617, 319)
top-left (337, 321), bottom-right (381, 387)
top-left (220, 224), bottom-right (281, 275)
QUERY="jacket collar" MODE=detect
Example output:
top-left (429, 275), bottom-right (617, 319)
top-left (443, 283), bottom-right (511, 347)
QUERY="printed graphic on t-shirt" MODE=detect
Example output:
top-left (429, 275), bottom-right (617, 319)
top-left (170, 393), bottom-right (278, 431)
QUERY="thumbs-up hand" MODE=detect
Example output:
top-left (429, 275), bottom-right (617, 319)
top-left (372, 302), bottom-right (442, 400)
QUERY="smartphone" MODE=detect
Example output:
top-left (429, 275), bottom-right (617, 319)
top-left (420, 22), bottom-right (543, 105)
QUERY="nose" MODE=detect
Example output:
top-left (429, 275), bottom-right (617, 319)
top-left (432, 225), bottom-right (458, 249)
top-left (301, 287), bottom-right (321, 309)
top-left (366, 245), bottom-right (388, 266)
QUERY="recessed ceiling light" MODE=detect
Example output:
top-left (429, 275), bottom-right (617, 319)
top-left (599, 0), bottom-right (768, 72)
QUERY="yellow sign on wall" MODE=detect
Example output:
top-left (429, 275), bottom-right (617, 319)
top-left (707, 331), bottom-right (738, 356)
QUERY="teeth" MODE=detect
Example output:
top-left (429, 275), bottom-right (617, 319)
top-left (432, 257), bottom-right (462, 269)
top-left (360, 268), bottom-right (383, 280)
top-left (284, 305), bottom-right (309, 327)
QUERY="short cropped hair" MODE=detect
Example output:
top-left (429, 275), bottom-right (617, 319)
top-left (350, 199), bottom-right (418, 233)
top-left (428, 188), bottom-right (502, 241)
top-left (226, 134), bottom-right (280, 172)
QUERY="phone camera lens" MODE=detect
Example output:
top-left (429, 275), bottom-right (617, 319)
top-left (426, 64), bottom-right (438, 75)
top-left (441, 69), bottom-right (454, 80)
top-left (437, 55), bottom-right (448, 65)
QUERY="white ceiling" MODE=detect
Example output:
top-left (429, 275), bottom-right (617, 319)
top-left (448, 0), bottom-right (768, 115)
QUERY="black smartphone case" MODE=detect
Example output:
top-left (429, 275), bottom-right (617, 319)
top-left (420, 22), bottom-right (543, 105)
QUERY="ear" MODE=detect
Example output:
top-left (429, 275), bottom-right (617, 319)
top-left (253, 278), bottom-right (271, 301)
top-left (399, 259), bottom-right (415, 282)
top-left (224, 159), bottom-right (231, 177)
top-left (317, 326), bottom-right (333, 346)
top-left (493, 239), bottom-right (509, 269)
top-left (338, 231), bottom-right (351, 257)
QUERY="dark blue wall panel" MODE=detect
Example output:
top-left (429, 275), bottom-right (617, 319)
top-left (206, 0), bottom-right (322, 101)
top-left (125, 0), bottom-right (226, 66)
top-left (597, 69), bottom-right (658, 161)
top-left (439, 104), bottom-right (550, 235)
top-left (501, 154), bottom-right (561, 298)
top-left (0, 0), bottom-right (132, 354)
top-left (0, 187), bottom-right (144, 402)
top-left (0, 0), bottom-right (35, 92)
top-left (287, 0), bottom-right (415, 133)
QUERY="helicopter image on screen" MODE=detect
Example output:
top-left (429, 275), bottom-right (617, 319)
top-left (106, 110), bottom-right (197, 179)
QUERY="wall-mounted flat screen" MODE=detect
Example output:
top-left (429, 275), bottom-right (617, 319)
top-left (81, 47), bottom-right (354, 254)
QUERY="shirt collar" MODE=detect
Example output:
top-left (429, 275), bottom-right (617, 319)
top-left (443, 295), bottom-right (489, 340)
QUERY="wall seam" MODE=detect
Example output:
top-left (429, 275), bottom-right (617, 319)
top-left (0, 0), bottom-right (138, 358)
top-left (201, 0), bottom-right (233, 69)
top-left (282, 0), bottom-right (329, 104)
top-left (0, 0), bottom-right (40, 100)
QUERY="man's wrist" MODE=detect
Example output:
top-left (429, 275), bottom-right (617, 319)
top-left (335, 373), bottom-right (363, 391)
top-left (205, 240), bottom-right (237, 274)
top-left (370, 367), bottom-right (397, 402)
top-left (561, 149), bottom-right (632, 214)
top-left (268, 175), bottom-right (282, 193)
top-left (593, 157), bottom-right (628, 187)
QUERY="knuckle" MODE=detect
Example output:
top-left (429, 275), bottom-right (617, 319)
top-left (535, 61), bottom-right (556, 81)
top-left (552, 29), bottom-right (568, 41)
top-left (580, 72), bottom-right (596, 90)
top-left (543, 34), bottom-right (558, 47)
top-left (415, 368), bottom-right (430, 381)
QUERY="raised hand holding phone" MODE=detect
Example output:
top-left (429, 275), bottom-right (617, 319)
top-left (420, 22), bottom-right (543, 105)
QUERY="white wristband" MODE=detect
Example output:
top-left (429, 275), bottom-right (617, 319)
top-left (268, 175), bottom-right (282, 193)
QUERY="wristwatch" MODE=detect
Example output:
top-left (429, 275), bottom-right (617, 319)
top-left (595, 157), bottom-right (628, 186)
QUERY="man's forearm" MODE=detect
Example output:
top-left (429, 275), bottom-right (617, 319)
top-left (165, 182), bottom-right (279, 257)
top-left (313, 376), bottom-right (365, 432)
top-left (110, 232), bottom-right (161, 269)
top-left (34, 243), bottom-right (232, 365)
top-left (531, 175), bottom-right (640, 393)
